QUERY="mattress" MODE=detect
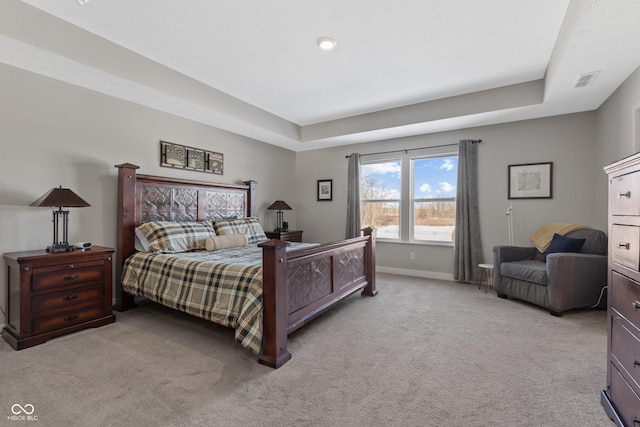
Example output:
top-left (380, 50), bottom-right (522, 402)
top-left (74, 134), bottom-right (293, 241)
top-left (121, 243), bottom-right (314, 353)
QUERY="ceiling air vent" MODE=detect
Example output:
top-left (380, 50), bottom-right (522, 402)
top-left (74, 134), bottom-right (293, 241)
top-left (573, 71), bottom-right (600, 89)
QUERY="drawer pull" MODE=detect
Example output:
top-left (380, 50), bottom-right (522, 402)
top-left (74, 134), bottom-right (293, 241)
top-left (634, 359), bottom-right (640, 367)
top-left (63, 315), bottom-right (79, 322)
top-left (634, 301), bottom-right (640, 310)
top-left (618, 191), bottom-right (632, 198)
top-left (62, 294), bottom-right (78, 301)
top-left (63, 274), bottom-right (80, 281)
top-left (634, 417), bottom-right (640, 426)
top-left (617, 242), bottom-right (631, 250)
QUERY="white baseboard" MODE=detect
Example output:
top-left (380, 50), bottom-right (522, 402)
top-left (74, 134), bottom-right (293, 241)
top-left (376, 266), bottom-right (454, 281)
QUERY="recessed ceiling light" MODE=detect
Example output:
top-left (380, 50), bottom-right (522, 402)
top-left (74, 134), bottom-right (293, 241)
top-left (317, 37), bottom-right (337, 51)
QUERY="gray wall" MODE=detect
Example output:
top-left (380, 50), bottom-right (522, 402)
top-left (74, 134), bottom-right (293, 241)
top-left (296, 112), bottom-right (599, 279)
top-left (594, 65), bottom-right (640, 229)
top-left (0, 63), bottom-right (296, 318)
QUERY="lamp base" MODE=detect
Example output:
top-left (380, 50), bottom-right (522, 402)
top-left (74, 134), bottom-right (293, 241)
top-left (46, 243), bottom-right (74, 253)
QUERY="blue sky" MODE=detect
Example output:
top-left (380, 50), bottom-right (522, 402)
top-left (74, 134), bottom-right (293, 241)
top-left (361, 156), bottom-right (458, 199)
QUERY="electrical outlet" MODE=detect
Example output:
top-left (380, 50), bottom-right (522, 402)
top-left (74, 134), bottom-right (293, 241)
top-left (409, 252), bottom-right (415, 260)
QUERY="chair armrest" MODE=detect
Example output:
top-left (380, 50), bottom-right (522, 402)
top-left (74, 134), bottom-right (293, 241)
top-left (546, 253), bottom-right (608, 310)
top-left (492, 246), bottom-right (537, 264)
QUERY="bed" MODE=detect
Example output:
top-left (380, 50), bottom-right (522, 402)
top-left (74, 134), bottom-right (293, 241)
top-left (114, 163), bottom-right (377, 368)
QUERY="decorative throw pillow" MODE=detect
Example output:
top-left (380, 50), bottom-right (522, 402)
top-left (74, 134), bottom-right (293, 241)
top-left (135, 221), bottom-right (216, 253)
top-left (545, 233), bottom-right (586, 258)
top-left (213, 217), bottom-right (268, 244)
top-left (205, 234), bottom-right (248, 251)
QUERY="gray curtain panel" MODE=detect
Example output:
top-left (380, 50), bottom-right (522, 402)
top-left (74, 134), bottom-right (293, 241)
top-left (454, 140), bottom-right (483, 282)
top-left (346, 153), bottom-right (361, 238)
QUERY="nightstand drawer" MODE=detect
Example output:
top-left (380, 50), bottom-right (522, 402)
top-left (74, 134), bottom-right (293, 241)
top-left (32, 260), bottom-right (106, 292)
top-left (611, 171), bottom-right (640, 216)
top-left (32, 285), bottom-right (104, 315)
top-left (32, 305), bottom-right (105, 335)
top-left (612, 272), bottom-right (640, 328)
top-left (612, 225), bottom-right (640, 271)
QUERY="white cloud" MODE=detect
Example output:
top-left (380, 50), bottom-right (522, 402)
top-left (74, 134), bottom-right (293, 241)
top-left (440, 181), bottom-right (455, 192)
top-left (419, 183), bottom-right (432, 193)
top-left (439, 159), bottom-right (454, 171)
top-left (362, 162), bottom-right (401, 177)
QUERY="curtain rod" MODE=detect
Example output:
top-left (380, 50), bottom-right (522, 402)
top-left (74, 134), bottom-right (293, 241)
top-left (344, 139), bottom-right (482, 158)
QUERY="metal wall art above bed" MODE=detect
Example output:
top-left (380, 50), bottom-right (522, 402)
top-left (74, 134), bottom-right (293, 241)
top-left (160, 140), bottom-right (224, 175)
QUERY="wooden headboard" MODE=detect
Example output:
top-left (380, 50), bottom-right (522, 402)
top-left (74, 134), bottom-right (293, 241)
top-left (114, 163), bottom-right (257, 310)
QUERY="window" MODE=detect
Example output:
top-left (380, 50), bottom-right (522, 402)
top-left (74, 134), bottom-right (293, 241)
top-left (359, 152), bottom-right (458, 243)
top-left (360, 160), bottom-right (401, 239)
top-left (412, 156), bottom-right (458, 243)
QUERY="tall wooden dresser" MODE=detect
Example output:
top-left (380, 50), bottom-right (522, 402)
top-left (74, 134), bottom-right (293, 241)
top-left (602, 153), bottom-right (640, 427)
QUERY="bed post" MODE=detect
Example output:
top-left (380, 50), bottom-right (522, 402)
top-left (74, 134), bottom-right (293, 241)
top-left (114, 163), bottom-right (139, 311)
top-left (243, 180), bottom-right (257, 217)
top-left (361, 227), bottom-right (378, 297)
top-left (258, 239), bottom-right (291, 368)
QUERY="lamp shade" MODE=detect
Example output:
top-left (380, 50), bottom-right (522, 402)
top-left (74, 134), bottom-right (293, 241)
top-left (267, 200), bottom-right (292, 211)
top-left (30, 186), bottom-right (90, 208)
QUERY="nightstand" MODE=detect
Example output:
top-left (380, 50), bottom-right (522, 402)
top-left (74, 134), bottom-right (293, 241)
top-left (265, 230), bottom-right (303, 242)
top-left (2, 246), bottom-right (115, 350)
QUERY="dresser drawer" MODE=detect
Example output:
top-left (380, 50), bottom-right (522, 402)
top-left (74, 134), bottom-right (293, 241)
top-left (611, 317), bottom-right (640, 395)
top-left (612, 225), bottom-right (640, 271)
top-left (31, 285), bottom-right (104, 315)
top-left (610, 363), bottom-right (640, 427)
top-left (31, 305), bottom-right (105, 335)
top-left (611, 171), bottom-right (640, 216)
top-left (32, 260), bottom-right (105, 292)
top-left (612, 272), bottom-right (640, 328)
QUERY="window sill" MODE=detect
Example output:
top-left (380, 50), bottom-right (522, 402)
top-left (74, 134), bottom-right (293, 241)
top-left (376, 239), bottom-right (454, 248)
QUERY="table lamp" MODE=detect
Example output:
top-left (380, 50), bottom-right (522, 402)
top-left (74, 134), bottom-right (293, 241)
top-left (30, 186), bottom-right (90, 252)
top-left (267, 200), bottom-right (292, 232)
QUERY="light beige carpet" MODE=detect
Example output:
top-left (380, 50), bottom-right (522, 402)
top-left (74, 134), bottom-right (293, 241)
top-left (0, 273), bottom-right (613, 427)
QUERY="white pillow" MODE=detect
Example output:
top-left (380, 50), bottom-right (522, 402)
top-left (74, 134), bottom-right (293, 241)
top-left (134, 227), bottom-right (151, 252)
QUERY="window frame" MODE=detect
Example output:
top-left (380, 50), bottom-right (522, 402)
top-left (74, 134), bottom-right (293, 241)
top-left (410, 153), bottom-right (458, 245)
top-left (359, 157), bottom-right (402, 241)
top-left (358, 149), bottom-right (458, 245)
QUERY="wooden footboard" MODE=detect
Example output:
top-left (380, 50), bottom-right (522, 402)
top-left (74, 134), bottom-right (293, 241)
top-left (114, 163), bottom-right (376, 369)
top-left (259, 228), bottom-right (377, 368)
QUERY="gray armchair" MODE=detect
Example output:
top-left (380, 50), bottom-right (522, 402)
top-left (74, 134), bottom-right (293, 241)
top-left (492, 228), bottom-right (608, 316)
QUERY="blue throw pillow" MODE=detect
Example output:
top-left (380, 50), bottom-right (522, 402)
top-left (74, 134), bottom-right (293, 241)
top-left (545, 233), bottom-right (585, 257)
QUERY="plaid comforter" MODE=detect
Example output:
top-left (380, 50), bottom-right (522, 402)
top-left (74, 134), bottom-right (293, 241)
top-left (121, 244), bottom-right (313, 354)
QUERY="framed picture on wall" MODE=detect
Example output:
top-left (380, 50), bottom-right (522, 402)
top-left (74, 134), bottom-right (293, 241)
top-left (160, 140), bottom-right (223, 175)
top-left (508, 162), bottom-right (553, 199)
top-left (317, 179), bottom-right (333, 201)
